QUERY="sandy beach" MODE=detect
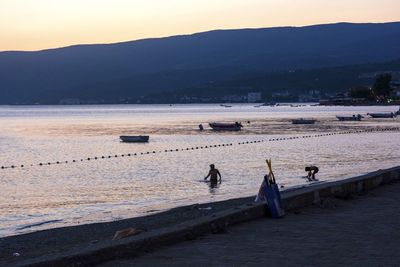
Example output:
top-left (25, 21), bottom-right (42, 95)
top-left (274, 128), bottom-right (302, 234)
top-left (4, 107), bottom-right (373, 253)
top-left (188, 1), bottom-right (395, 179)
top-left (101, 180), bottom-right (400, 267)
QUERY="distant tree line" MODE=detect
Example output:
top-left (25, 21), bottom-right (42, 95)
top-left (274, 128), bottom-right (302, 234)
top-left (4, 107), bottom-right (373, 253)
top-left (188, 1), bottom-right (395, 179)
top-left (348, 73), bottom-right (393, 102)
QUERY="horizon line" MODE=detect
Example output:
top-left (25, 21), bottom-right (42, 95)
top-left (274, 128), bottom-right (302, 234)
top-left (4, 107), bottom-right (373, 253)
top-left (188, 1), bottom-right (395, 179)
top-left (1, 20), bottom-right (399, 53)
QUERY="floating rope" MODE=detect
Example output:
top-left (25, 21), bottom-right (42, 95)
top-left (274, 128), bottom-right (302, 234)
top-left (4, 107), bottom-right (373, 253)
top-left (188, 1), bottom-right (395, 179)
top-left (1, 127), bottom-right (399, 170)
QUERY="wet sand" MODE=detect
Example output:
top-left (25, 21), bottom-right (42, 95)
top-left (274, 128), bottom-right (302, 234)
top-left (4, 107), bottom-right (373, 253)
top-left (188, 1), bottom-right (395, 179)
top-left (101, 181), bottom-right (400, 267)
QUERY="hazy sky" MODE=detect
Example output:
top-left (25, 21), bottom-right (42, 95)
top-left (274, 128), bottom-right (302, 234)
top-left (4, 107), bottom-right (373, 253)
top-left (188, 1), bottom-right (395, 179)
top-left (1, 0), bottom-right (399, 51)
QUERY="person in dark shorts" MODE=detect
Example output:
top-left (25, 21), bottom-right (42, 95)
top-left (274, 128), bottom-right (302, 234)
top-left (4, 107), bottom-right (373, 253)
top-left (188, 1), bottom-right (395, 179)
top-left (305, 166), bottom-right (319, 181)
top-left (204, 164), bottom-right (222, 185)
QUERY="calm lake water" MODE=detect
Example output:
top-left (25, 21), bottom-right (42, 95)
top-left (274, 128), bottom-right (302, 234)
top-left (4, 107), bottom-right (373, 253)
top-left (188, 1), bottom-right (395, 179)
top-left (0, 104), bottom-right (399, 237)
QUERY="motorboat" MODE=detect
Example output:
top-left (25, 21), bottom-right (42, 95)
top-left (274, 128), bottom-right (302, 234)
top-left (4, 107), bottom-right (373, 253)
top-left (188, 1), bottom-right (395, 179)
top-left (209, 122), bottom-right (243, 131)
top-left (336, 114), bottom-right (363, 121)
top-left (120, 135), bottom-right (149, 143)
top-left (367, 112), bottom-right (396, 118)
top-left (291, 118), bottom-right (316, 124)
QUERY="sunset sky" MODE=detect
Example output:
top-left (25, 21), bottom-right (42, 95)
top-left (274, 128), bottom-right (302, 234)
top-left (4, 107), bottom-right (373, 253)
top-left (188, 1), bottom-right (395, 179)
top-left (1, 0), bottom-right (399, 51)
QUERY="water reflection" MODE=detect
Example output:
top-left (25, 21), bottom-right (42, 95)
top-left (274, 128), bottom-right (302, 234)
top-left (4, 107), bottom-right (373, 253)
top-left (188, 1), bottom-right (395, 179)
top-left (208, 180), bottom-right (221, 195)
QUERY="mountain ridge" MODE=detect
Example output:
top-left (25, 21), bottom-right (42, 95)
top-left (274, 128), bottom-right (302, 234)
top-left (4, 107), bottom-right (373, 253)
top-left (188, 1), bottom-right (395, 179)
top-left (1, 22), bottom-right (400, 104)
top-left (2, 21), bottom-right (399, 54)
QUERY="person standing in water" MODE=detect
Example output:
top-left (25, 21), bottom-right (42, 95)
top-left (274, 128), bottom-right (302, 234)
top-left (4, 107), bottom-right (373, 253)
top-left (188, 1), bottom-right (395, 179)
top-left (204, 164), bottom-right (222, 184)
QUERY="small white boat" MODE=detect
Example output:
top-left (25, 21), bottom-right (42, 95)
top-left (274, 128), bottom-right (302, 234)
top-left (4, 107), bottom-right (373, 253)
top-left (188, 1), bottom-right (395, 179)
top-left (209, 122), bottom-right (243, 131)
top-left (120, 135), bottom-right (149, 143)
top-left (291, 118), bottom-right (316, 124)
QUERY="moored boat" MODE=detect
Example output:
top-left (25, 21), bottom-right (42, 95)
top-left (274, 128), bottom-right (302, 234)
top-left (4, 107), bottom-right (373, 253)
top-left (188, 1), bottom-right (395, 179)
top-left (120, 135), bottom-right (149, 143)
top-left (291, 118), bottom-right (316, 124)
top-left (367, 112), bottom-right (396, 118)
top-left (209, 122), bottom-right (243, 131)
top-left (336, 114), bottom-right (363, 121)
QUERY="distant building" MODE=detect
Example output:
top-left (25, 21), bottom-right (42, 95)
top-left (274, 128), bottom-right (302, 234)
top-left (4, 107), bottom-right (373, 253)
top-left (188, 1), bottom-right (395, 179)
top-left (221, 94), bottom-right (247, 103)
top-left (391, 81), bottom-right (400, 97)
top-left (308, 89), bottom-right (320, 96)
top-left (298, 89), bottom-right (321, 102)
top-left (272, 90), bottom-right (290, 98)
top-left (247, 92), bottom-right (262, 103)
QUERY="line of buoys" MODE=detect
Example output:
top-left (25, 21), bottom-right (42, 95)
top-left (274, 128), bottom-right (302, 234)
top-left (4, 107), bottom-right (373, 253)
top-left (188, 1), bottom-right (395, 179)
top-left (1, 127), bottom-right (399, 170)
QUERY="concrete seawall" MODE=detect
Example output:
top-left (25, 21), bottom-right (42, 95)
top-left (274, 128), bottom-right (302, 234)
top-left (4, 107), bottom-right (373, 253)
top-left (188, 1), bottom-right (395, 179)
top-left (18, 166), bottom-right (400, 267)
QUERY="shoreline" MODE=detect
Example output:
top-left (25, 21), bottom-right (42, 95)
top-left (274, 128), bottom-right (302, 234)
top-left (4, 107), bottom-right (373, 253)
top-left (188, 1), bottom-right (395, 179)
top-left (0, 102), bottom-right (399, 106)
top-left (1, 166), bottom-right (399, 266)
top-left (0, 195), bottom-right (255, 265)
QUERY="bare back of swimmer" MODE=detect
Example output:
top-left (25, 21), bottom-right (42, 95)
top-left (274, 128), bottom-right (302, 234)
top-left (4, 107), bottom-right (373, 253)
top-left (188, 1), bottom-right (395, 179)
top-left (204, 164), bottom-right (222, 183)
